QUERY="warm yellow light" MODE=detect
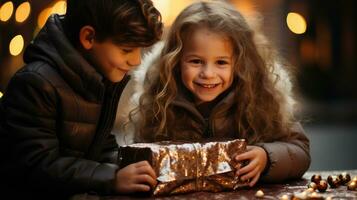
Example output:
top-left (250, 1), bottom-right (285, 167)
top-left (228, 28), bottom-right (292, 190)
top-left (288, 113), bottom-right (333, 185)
top-left (52, 1), bottom-right (67, 15)
top-left (287, 12), bottom-right (307, 34)
top-left (0, 1), bottom-right (14, 22)
top-left (0, 91), bottom-right (3, 98)
top-left (37, 1), bottom-right (67, 29)
top-left (153, 0), bottom-right (192, 26)
top-left (37, 7), bottom-right (52, 28)
top-left (153, 0), bottom-right (170, 24)
top-left (9, 35), bottom-right (24, 56)
top-left (15, 2), bottom-right (31, 23)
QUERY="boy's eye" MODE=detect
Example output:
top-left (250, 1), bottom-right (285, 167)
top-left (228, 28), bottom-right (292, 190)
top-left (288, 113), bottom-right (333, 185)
top-left (122, 48), bottom-right (133, 53)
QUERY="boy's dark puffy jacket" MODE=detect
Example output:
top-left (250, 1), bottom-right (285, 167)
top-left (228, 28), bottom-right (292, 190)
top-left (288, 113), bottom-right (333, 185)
top-left (0, 15), bottom-right (127, 199)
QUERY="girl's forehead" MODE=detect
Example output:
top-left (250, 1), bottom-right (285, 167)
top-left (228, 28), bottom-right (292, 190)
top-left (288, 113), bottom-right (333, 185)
top-left (184, 26), bottom-right (230, 42)
top-left (183, 28), bottom-right (232, 49)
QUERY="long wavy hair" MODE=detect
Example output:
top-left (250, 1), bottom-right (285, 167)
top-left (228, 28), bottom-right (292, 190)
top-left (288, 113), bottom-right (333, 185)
top-left (134, 1), bottom-right (295, 143)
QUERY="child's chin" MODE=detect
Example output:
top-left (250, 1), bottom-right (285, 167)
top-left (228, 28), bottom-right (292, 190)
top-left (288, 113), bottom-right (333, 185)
top-left (196, 96), bottom-right (218, 103)
top-left (108, 74), bottom-right (125, 83)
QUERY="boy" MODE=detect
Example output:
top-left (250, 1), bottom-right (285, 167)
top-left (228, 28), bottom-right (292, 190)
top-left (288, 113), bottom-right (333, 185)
top-left (0, 0), bottom-right (162, 199)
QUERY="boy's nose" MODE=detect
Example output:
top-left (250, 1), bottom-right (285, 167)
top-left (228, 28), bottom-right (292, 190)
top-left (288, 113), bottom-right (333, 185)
top-left (127, 48), bottom-right (142, 67)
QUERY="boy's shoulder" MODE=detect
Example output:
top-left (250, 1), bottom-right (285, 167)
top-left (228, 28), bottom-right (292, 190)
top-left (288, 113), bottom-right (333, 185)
top-left (2, 62), bottom-right (63, 111)
top-left (11, 61), bottom-right (66, 91)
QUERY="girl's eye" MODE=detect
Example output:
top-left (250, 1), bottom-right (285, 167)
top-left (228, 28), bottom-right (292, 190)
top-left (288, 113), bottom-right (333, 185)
top-left (189, 59), bottom-right (202, 64)
top-left (217, 60), bottom-right (228, 65)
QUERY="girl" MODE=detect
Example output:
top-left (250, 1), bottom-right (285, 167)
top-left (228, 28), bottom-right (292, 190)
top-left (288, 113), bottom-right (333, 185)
top-left (114, 0), bottom-right (310, 187)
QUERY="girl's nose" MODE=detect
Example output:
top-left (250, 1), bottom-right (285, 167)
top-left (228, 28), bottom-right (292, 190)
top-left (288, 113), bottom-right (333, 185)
top-left (199, 65), bottom-right (216, 78)
top-left (127, 48), bottom-right (141, 67)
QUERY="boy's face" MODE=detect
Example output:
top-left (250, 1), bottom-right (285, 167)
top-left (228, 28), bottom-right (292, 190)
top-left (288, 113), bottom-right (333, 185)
top-left (89, 40), bottom-right (141, 82)
top-left (180, 28), bottom-right (234, 105)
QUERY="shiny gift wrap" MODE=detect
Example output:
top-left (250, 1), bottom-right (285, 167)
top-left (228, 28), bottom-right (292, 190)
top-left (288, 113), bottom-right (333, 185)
top-left (118, 139), bottom-right (248, 196)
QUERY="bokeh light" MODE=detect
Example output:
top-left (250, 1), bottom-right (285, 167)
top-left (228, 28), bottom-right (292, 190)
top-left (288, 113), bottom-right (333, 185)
top-left (15, 2), bottom-right (31, 23)
top-left (0, 1), bottom-right (14, 22)
top-left (37, 1), bottom-right (67, 29)
top-left (52, 1), bottom-right (67, 15)
top-left (37, 7), bottom-right (52, 28)
top-left (287, 12), bottom-right (307, 34)
top-left (9, 35), bottom-right (24, 56)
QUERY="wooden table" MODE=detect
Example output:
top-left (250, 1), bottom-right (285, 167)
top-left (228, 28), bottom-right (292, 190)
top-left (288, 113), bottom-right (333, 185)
top-left (72, 170), bottom-right (357, 200)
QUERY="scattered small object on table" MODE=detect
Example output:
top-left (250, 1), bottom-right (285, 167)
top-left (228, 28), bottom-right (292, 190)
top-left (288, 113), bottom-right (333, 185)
top-left (339, 172), bottom-right (351, 185)
top-left (347, 180), bottom-right (356, 191)
top-left (309, 192), bottom-right (324, 200)
top-left (280, 194), bottom-right (290, 200)
top-left (327, 175), bottom-right (341, 188)
top-left (305, 188), bottom-right (315, 193)
top-left (292, 191), bottom-right (308, 200)
top-left (317, 180), bottom-right (328, 192)
top-left (311, 174), bottom-right (322, 184)
top-left (255, 190), bottom-right (264, 198)
top-left (325, 196), bottom-right (333, 200)
top-left (308, 182), bottom-right (318, 190)
top-left (352, 176), bottom-right (357, 182)
top-left (292, 191), bottom-right (325, 200)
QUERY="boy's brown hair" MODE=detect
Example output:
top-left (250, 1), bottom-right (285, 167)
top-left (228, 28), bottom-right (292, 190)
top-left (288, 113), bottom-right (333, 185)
top-left (64, 0), bottom-right (163, 46)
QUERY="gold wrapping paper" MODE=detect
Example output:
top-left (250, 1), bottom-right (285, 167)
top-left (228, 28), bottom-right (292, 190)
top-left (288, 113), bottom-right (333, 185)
top-left (118, 139), bottom-right (248, 196)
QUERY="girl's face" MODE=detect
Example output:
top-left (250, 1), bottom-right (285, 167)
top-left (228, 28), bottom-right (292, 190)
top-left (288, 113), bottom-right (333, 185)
top-left (180, 27), bottom-right (234, 104)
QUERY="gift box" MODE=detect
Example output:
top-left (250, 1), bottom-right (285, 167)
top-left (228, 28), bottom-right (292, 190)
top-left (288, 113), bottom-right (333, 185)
top-left (117, 139), bottom-right (248, 196)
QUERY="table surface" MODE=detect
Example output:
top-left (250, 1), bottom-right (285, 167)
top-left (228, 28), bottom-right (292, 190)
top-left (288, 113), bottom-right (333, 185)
top-left (72, 170), bottom-right (357, 200)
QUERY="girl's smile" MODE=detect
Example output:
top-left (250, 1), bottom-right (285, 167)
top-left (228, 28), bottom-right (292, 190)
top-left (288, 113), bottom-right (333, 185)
top-left (193, 82), bottom-right (221, 89)
top-left (180, 27), bottom-right (234, 104)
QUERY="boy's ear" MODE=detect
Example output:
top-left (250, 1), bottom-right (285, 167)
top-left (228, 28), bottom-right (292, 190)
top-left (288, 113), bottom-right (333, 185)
top-left (79, 25), bottom-right (96, 50)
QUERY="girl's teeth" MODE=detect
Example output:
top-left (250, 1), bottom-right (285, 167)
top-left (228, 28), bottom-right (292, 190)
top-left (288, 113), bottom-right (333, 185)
top-left (202, 84), bottom-right (215, 88)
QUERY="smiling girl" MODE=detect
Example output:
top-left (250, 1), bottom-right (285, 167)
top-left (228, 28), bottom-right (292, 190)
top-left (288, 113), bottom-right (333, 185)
top-left (115, 0), bottom-right (310, 187)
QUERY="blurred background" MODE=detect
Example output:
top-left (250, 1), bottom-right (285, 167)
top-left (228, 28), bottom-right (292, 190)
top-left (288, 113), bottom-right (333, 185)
top-left (0, 0), bottom-right (356, 171)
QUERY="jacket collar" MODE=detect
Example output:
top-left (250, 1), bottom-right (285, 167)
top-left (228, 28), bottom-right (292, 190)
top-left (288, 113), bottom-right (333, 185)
top-left (171, 82), bottom-right (235, 123)
top-left (24, 14), bottom-right (107, 102)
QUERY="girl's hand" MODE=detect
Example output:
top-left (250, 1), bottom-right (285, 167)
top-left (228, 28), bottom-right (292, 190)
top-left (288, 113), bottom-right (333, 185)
top-left (114, 160), bottom-right (157, 193)
top-left (234, 145), bottom-right (268, 187)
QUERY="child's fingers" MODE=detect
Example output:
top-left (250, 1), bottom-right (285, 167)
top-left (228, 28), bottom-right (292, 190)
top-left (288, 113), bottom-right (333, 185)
top-left (235, 150), bottom-right (254, 161)
top-left (236, 159), bottom-right (258, 176)
top-left (130, 183), bottom-right (152, 192)
top-left (240, 166), bottom-right (260, 181)
top-left (134, 160), bottom-right (151, 167)
top-left (248, 172), bottom-right (261, 187)
top-left (136, 164), bottom-right (157, 179)
top-left (135, 174), bottom-right (157, 188)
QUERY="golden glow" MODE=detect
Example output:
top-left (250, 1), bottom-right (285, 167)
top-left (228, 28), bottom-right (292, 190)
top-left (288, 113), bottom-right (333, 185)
top-left (287, 12), bottom-right (307, 34)
top-left (0, 1), bottom-right (14, 22)
top-left (37, 7), bottom-right (52, 28)
top-left (153, 0), bottom-right (170, 24)
top-left (52, 1), bottom-right (67, 15)
top-left (9, 35), bottom-right (24, 56)
top-left (15, 2), bottom-right (31, 23)
top-left (232, 0), bottom-right (254, 15)
top-left (0, 91), bottom-right (3, 98)
top-left (153, 0), bottom-right (192, 26)
top-left (37, 1), bottom-right (67, 29)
